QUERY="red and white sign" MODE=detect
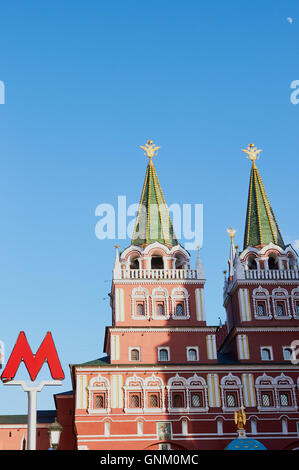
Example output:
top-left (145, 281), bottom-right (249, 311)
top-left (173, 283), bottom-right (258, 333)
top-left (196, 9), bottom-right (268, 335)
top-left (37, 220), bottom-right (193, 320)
top-left (1, 331), bottom-right (64, 382)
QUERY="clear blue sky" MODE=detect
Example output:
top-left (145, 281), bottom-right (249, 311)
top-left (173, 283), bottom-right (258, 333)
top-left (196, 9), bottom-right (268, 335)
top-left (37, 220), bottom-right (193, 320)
top-left (0, 1), bottom-right (298, 414)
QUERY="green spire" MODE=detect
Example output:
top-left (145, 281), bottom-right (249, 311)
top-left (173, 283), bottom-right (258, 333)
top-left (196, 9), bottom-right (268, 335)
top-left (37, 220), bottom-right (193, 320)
top-left (131, 141), bottom-right (178, 248)
top-left (242, 144), bottom-right (284, 250)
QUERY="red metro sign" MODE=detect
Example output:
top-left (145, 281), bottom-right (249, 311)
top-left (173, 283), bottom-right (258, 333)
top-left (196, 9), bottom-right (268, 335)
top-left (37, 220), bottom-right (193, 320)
top-left (1, 331), bottom-right (64, 383)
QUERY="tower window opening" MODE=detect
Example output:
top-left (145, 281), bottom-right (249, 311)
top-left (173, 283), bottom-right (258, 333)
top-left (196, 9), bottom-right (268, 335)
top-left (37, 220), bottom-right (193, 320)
top-left (247, 256), bottom-right (257, 270)
top-left (191, 393), bottom-right (201, 407)
top-left (262, 393), bottom-right (271, 407)
top-left (157, 303), bottom-right (165, 315)
top-left (94, 394), bottom-right (105, 409)
top-left (158, 348), bottom-right (169, 361)
top-left (261, 347), bottom-right (272, 361)
top-left (175, 303), bottom-right (184, 316)
top-left (149, 394), bottom-right (159, 408)
top-left (283, 348), bottom-right (292, 361)
top-left (187, 348), bottom-right (198, 361)
top-left (130, 258), bottom-right (139, 269)
top-left (276, 302), bottom-right (285, 316)
top-left (226, 393), bottom-right (236, 407)
top-left (137, 303), bottom-right (144, 315)
top-left (173, 394), bottom-right (183, 408)
top-left (130, 394), bottom-right (141, 408)
top-left (151, 256), bottom-right (164, 269)
top-left (257, 302), bottom-right (266, 316)
top-left (280, 393), bottom-right (290, 407)
top-left (268, 256), bottom-right (278, 270)
top-left (130, 349), bottom-right (140, 361)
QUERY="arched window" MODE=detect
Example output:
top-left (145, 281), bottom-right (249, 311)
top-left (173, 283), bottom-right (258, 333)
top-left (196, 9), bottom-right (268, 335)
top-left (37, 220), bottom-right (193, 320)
top-left (187, 348), bottom-right (198, 361)
top-left (88, 374), bottom-right (111, 414)
top-left (261, 347), bottom-right (272, 361)
top-left (272, 287), bottom-right (290, 319)
top-left (130, 394), bottom-right (141, 408)
top-left (173, 394), bottom-right (183, 408)
top-left (149, 394), bottom-right (159, 407)
top-left (253, 287), bottom-right (271, 319)
top-left (158, 348), bottom-right (169, 361)
top-left (220, 373), bottom-right (242, 411)
top-left (283, 347), bottom-right (292, 361)
top-left (130, 348), bottom-right (140, 361)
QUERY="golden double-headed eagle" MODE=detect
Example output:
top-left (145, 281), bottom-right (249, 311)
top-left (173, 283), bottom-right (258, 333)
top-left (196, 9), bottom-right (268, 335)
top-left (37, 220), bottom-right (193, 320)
top-left (234, 406), bottom-right (246, 430)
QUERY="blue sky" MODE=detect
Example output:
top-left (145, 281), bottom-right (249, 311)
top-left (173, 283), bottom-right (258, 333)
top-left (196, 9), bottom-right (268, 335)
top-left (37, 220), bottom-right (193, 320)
top-left (0, 1), bottom-right (298, 414)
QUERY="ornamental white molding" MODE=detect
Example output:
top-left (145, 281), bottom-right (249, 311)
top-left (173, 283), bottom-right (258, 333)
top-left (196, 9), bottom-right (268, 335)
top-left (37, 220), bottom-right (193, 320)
top-left (220, 373), bottom-right (243, 412)
top-left (272, 287), bottom-right (292, 319)
top-left (87, 373), bottom-right (111, 414)
top-left (255, 373), bottom-right (297, 412)
top-left (291, 287), bottom-right (299, 318)
top-left (252, 286), bottom-right (272, 319)
top-left (171, 286), bottom-right (190, 319)
top-left (120, 245), bottom-right (143, 261)
top-left (151, 286), bottom-right (170, 319)
top-left (131, 285), bottom-right (150, 319)
top-left (142, 241), bottom-right (172, 256)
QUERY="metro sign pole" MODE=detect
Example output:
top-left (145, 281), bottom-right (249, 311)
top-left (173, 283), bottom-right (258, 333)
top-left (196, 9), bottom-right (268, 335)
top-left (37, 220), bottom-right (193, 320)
top-left (1, 331), bottom-right (64, 450)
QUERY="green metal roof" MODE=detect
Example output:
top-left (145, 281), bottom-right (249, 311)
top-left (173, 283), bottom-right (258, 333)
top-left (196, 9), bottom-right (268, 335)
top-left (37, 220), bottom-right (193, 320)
top-left (243, 161), bottom-right (284, 250)
top-left (131, 159), bottom-right (178, 248)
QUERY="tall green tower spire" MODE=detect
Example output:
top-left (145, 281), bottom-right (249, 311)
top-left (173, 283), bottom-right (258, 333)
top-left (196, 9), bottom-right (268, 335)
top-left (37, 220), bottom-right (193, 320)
top-left (131, 140), bottom-right (178, 248)
top-left (242, 143), bottom-right (284, 250)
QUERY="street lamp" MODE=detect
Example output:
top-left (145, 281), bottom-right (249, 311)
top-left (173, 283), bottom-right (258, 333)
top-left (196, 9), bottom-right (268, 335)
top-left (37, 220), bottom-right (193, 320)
top-left (48, 418), bottom-right (63, 450)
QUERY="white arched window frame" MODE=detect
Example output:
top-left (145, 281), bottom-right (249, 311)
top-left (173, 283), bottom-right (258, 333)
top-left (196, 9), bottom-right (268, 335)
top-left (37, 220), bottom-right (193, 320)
top-left (291, 288), bottom-right (299, 319)
top-left (253, 287), bottom-right (272, 319)
top-left (255, 374), bottom-right (276, 411)
top-left (272, 287), bottom-right (291, 319)
top-left (124, 375), bottom-right (144, 413)
top-left (167, 374), bottom-right (188, 413)
top-left (186, 374), bottom-right (209, 412)
top-left (87, 374), bottom-right (111, 414)
top-left (144, 374), bottom-right (166, 412)
top-left (171, 286), bottom-right (190, 319)
top-left (220, 373), bottom-right (243, 412)
top-left (131, 286), bottom-right (150, 320)
top-left (151, 286), bottom-right (170, 319)
top-left (274, 373), bottom-right (297, 412)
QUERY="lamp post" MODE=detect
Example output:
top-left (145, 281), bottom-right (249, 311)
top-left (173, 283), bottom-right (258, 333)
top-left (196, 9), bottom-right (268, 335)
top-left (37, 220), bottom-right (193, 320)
top-left (48, 418), bottom-right (63, 450)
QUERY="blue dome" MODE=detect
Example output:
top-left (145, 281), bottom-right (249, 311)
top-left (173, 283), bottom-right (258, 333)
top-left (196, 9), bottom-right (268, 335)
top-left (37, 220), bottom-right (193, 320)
top-left (225, 438), bottom-right (267, 450)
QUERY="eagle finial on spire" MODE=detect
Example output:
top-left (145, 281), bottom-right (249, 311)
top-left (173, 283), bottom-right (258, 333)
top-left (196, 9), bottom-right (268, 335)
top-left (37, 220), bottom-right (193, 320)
top-left (242, 143), bottom-right (262, 166)
top-left (140, 140), bottom-right (160, 161)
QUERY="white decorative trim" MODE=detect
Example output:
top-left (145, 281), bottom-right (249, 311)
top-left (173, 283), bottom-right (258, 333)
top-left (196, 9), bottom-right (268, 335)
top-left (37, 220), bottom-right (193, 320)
top-left (131, 286), bottom-right (150, 320)
top-left (87, 374), bottom-right (111, 414)
top-left (186, 346), bottom-right (199, 362)
top-left (151, 286), bottom-right (170, 319)
top-left (291, 287), bottom-right (299, 319)
top-left (171, 286), bottom-right (190, 319)
top-left (252, 286), bottom-right (272, 319)
top-left (220, 373), bottom-right (243, 412)
top-left (272, 287), bottom-right (292, 319)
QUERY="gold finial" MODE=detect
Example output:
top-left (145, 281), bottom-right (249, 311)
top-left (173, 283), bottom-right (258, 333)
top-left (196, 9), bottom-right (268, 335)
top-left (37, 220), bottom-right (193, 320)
top-left (114, 244), bottom-right (119, 249)
top-left (140, 140), bottom-right (160, 161)
top-left (227, 227), bottom-right (236, 243)
top-left (242, 143), bottom-right (262, 165)
top-left (234, 406), bottom-right (246, 430)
